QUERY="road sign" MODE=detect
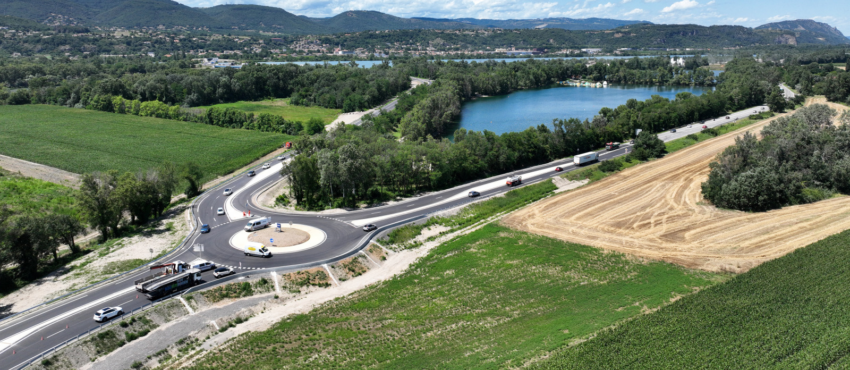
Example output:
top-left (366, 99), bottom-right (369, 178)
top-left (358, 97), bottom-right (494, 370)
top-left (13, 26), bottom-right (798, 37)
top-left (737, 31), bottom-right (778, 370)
top-left (270, 238), bottom-right (274, 244)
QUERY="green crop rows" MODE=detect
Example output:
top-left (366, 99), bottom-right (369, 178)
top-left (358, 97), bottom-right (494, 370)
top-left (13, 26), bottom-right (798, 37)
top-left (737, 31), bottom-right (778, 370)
top-left (0, 105), bottom-right (291, 182)
top-left (187, 224), bottom-right (723, 370)
top-left (535, 228), bottom-right (850, 369)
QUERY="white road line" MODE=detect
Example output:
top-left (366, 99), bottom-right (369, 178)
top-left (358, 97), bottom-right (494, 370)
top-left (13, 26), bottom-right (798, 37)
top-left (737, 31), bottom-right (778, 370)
top-left (213, 218), bottom-right (217, 222)
top-left (209, 320), bottom-right (219, 330)
top-left (45, 329), bottom-right (65, 339)
top-left (117, 299), bottom-right (132, 306)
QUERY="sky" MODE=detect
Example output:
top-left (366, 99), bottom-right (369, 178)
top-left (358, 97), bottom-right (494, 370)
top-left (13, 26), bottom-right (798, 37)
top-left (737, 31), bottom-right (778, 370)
top-left (174, 0), bottom-right (850, 35)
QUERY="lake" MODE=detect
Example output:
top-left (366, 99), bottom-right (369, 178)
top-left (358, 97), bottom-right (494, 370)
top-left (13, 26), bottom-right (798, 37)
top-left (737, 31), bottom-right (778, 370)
top-left (455, 84), bottom-right (712, 136)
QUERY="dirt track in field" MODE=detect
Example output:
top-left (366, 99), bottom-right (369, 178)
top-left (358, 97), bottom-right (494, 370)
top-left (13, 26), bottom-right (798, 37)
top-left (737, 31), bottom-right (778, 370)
top-left (503, 98), bottom-right (850, 273)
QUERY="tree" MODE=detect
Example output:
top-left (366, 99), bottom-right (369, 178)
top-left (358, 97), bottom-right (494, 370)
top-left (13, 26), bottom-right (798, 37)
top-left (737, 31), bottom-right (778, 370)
top-left (48, 214), bottom-right (84, 254)
top-left (180, 162), bottom-right (204, 197)
top-left (78, 171), bottom-right (123, 241)
top-left (766, 89), bottom-right (786, 113)
top-left (303, 117), bottom-right (325, 135)
top-left (631, 132), bottom-right (667, 161)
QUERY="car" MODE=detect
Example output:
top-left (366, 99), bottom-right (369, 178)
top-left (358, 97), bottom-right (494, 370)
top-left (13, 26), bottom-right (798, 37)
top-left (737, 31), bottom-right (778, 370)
top-left (213, 267), bottom-right (234, 278)
top-left (200, 224), bottom-right (210, 233)
top-left (192, 260), bottom-right (215, 272)
top-left (247, 170), bottom-right (255, 177)
top-left (276, 155), bottom-right (285, 161)
top-left (217, 207), bottom-right (225, 215)
top-left (93, 306), bottom-right (123, 322)
top-left (702, 125), bottom-right (708, 129)
top-left (726, 116), bottom-right (730, 119)
top-left (223, 188), bottom-right (233, 196)
top-left (262, 163), bottom-right (270, 170)
top-left (363, 224), bottom-right (377, 232)
top-left (555, 166), bottom-right (563, 172)
top-left (629, 139), bottom-right (635, 144)
top-left (687, 124), bottom-right (692, 128)
top-left (468, 190), bottom-right (480, 197)
top-left (670, 128), bottom-right (677, 133)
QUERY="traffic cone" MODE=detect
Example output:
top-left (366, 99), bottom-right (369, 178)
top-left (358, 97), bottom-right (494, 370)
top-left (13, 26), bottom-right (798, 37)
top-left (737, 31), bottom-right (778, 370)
top-left (41, 336), bottom-right (43, 341)
top-left (243, 211), bottom-right (245, 217)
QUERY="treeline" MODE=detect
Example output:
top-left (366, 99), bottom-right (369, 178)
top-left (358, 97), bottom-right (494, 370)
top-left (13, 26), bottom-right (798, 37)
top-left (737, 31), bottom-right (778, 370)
top-left (282, 56), bottom-right (779, 209)
top-left (784, 62), bottom-right (850, 104)
top-left (2, 62), bottom-right (409, 113)
top-left (702, 105), bottom-right (850, 211)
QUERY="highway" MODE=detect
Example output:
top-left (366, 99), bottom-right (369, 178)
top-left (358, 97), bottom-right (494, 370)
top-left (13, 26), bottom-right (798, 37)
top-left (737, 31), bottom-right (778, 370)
top-left (0, 103), bottom-right (768, 369)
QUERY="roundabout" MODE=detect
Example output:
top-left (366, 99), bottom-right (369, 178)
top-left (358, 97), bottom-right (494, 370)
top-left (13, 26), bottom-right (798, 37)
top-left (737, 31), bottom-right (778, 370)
top-left (228, 223), bottom-right (327, 254)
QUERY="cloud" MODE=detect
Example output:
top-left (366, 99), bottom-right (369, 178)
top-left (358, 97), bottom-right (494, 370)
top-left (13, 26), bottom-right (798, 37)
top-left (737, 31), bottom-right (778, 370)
top-left (623, 8), bottom-right (645, 16)
top-left (643, 0), bottom-right (659, 2)
top-left (661, 0), bottom-right (698, 13)
top-left (767, 15), bottom-right (790, 22)
top-left (621, 0), bottom-right (632, 3)
top-left (705, 0), bottom-right (714, 4)
top-left (731, 17), bottom-right (749, 23)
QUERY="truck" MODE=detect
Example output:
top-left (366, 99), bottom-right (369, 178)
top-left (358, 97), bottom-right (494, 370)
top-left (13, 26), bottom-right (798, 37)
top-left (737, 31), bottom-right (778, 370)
top-left (144, 269), bottom-right (203, 300)
top-left (574, 152), bottom-right (599, 166)
top-left (506, 175), bottom-right (522, 187)
top-left (284, 141), bottom-right (292, 149)
top-left (605, 142), bottom-right (620, 151)
top-left (134, 261), bottom-right (189, 292)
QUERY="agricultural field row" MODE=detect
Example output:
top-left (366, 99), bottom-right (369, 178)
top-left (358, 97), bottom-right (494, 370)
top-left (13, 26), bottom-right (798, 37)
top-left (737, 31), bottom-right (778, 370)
top-left (194, 98), bottom-right (341, 125)
top-left (0, 105), bottom-right (291, 182)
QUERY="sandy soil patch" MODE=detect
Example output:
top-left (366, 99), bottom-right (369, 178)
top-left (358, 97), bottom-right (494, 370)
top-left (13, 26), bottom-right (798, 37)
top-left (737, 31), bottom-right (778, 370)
top-left (247, 227), bottom-right (309, 248)
top-left (257, 177), bottom-right (289, 209)
top-left (552, 177), bottom-right (589, 193)
top-left (0, 154), bottom-right (80, 188)
top-left (503, 100), bottom-right (850, 273)
top-left (0, 204), bottom-right (191, 314)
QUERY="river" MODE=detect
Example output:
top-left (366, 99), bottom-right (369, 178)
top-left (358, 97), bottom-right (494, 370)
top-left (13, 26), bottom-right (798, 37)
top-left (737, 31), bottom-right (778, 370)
top-left (455, 84), bottom-right (712, 136)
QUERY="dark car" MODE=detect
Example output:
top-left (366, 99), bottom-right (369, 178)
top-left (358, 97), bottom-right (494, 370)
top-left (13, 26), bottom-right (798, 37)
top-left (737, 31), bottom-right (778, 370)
top-left (555, 167), bottom-right (563, 172)
top-left (726, 116), bottom-right (730, 119)
top-left (670, 128), bottom-right (677, 133)
top-left (200, 224), bottom-right (210, 233)
top-left (247, 170), bottom-right (256, 177)
top-left (468, 190), bottom-right (480, 197)
top-left (363, 224), bottom-right (377, 232)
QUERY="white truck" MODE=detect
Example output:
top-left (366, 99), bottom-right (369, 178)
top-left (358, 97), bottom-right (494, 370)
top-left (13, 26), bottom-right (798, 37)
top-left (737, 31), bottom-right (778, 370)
top-left (245, 217), bottom-right (271, 231)
top-left (134, 261), bottom-right (189, 292)
top-left (506, 175), bottom-right (522, 187)
top-left (574, 152), bottom-right (599, 166)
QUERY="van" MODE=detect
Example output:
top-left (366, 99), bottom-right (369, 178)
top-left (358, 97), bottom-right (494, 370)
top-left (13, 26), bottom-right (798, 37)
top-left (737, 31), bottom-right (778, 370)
top-left (244, 242), bottom-right (271, 257)
top-left (245, 217), bottom-right (271, 231)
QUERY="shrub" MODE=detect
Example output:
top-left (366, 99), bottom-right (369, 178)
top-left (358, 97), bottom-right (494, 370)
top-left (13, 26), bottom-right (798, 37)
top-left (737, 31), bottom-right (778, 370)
top-left (686, 134), bottom-right (699, 141)
top-left (598, 159), bottom-right (622, 173)
top-left (274, 193), bottom-right (290, 207)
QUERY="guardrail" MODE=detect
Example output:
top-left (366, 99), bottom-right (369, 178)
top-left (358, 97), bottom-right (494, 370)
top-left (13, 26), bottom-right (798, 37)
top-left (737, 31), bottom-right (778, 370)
top-left (11, 290), bottom-right (184, 370)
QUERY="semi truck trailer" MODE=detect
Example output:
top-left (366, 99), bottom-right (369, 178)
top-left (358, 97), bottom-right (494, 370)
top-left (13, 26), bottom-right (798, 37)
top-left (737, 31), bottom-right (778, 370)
top-left (574, 152), bottom-right (599, 166)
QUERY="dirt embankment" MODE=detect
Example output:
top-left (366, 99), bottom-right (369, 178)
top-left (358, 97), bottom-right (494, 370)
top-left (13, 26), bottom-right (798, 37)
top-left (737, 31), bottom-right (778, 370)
top-left (503, 99), bottom-right (850, 273)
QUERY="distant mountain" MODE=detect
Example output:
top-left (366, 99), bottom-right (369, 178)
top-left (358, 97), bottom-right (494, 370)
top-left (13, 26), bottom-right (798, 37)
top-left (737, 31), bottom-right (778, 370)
top-left (93, 0), bottom-right (214, 28)
top-left (0, 14), bottom-right (50, 30)
top-left (312, 11), bottom-right (477, 32)
top-left (413, 17), bottom-right (650, 31)
top-left (0, 0), bottom-right (92, 24)
top-left (199, 5), bottom-right (327, 34)
top-left (756, 19), bottom-right (849, 45)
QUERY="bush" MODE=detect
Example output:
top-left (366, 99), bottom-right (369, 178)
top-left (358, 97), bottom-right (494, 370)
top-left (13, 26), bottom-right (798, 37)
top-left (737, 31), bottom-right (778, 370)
top-left (702, 127), bottom-right (720, 137)
top-left (631, 132), bottom-right (667, 161)
top-left (274, 193), bottom-right (290, 207)
top-left (686, 134), bottom-right (699, 141)
top-left (598, 159), bottom-right (622, 173)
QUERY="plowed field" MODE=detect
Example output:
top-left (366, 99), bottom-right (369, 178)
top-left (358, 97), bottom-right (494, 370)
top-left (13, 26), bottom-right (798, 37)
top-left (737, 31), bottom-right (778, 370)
top-left (503, 98), bottom-right (850, 273)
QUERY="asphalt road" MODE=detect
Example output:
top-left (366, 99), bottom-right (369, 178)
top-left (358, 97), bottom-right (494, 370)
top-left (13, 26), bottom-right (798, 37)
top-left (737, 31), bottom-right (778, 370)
top-left (0, 103), bottom-right (768, 370)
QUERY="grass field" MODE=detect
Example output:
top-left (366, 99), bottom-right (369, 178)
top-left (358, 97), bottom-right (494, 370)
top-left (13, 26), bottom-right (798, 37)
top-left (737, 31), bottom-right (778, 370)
top-left (195, 98), bottom-right (341, 124)
top-left (189, 224), bottom-right (724, 370)
top-left (0, 105), bottom-right (290, 182)
top-left (535, 228), bottom-right (850, 369)
top-left (0, 171), bottom-right (77, 216)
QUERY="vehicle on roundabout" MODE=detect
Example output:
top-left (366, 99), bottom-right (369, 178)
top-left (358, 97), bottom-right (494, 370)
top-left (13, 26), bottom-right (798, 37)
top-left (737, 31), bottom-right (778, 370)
top-left (191, 260), bottom-right (216, 272)
top-left (223, 188), bottom-right (233, 196)
top-left (468, 190), bottom-right (480, 197)
top-left (214, 267), bottom-right (235, 278)
top-left (93, 306), bottom-right (123, 322)
top-left (363, 224), bottom-right (377, 232)
top-left (200, 224), bottom-right (210, 233)
top-left (244, 242), bottom-right (272, 257)
top-left (217, 207), bottom-right (225, 215)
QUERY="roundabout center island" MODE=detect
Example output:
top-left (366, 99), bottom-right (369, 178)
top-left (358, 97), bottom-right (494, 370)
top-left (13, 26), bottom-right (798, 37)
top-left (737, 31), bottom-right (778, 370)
top-left (229, 223), bottom-right (327, 254)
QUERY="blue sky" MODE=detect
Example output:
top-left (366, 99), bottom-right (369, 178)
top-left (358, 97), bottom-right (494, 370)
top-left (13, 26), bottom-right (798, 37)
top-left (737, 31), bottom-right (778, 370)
top-left (174, 0), bottom-right (850, 34)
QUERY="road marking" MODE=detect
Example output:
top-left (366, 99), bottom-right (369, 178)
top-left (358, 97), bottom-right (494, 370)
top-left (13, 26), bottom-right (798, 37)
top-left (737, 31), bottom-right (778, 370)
top-left (118, 300), bottom-right (132, 306)
top-left (213, 218), bottom-right (217, 222)
top-left (436, 196), bottom-right (443, 199)
top-left (209, 320), bottom-right (219, 330)
top-left (45, 329), bottom-right (66, 339)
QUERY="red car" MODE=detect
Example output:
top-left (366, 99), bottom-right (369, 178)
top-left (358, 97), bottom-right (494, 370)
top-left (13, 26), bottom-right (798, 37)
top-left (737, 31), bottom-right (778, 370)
top-left (555, 167), bottom-right (563, 172)
top-left (702, 125), bottom-right (708, 129)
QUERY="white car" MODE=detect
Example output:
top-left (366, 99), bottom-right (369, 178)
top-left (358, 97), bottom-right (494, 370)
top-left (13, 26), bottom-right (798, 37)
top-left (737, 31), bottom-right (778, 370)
top-left (93, 306), bottom-right (123, 322)
top-left (262, 163), bottom-right (270, 169)
top-left (223, 188), bottom-right (233, 196)
top-left (217, 207), bottom-right (225, 215)
top-left (214, 267), bottom-right (234, 278)
top-left (276, 155), bottom-right (285, 161)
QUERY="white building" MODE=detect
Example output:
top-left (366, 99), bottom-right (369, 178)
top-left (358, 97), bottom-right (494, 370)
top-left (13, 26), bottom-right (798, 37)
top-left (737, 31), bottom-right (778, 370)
top-left (670, 57), bottom-right (685, 67)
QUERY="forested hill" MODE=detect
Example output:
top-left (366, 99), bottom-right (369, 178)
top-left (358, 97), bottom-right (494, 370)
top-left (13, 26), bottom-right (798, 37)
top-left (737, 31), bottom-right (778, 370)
top-left (756, 19), bottom-right (850, 45)
top-left (310, 11), bottom-right (478, 32)
top-left (412, 17), bottom-right (650, 31)
top-left (198, 5), bottom-right (327, 34)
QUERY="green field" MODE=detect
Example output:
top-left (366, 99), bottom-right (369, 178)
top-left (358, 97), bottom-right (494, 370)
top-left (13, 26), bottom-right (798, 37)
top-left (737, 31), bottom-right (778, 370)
top-left (188, 224), bottom-right (723, 370)
top-left (535, 228), bottom-right (850, 369)
top-left (195, 98), bottom-right (341, 124)
top-left (0, 105), bottom-right (290, 181)
top-left (0, 171), bottom-right (77, 216)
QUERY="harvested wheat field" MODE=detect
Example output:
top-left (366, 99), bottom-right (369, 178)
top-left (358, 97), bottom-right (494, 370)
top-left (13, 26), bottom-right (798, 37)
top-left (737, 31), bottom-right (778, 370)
top-left (503, 98), bottom-right (850, 273)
